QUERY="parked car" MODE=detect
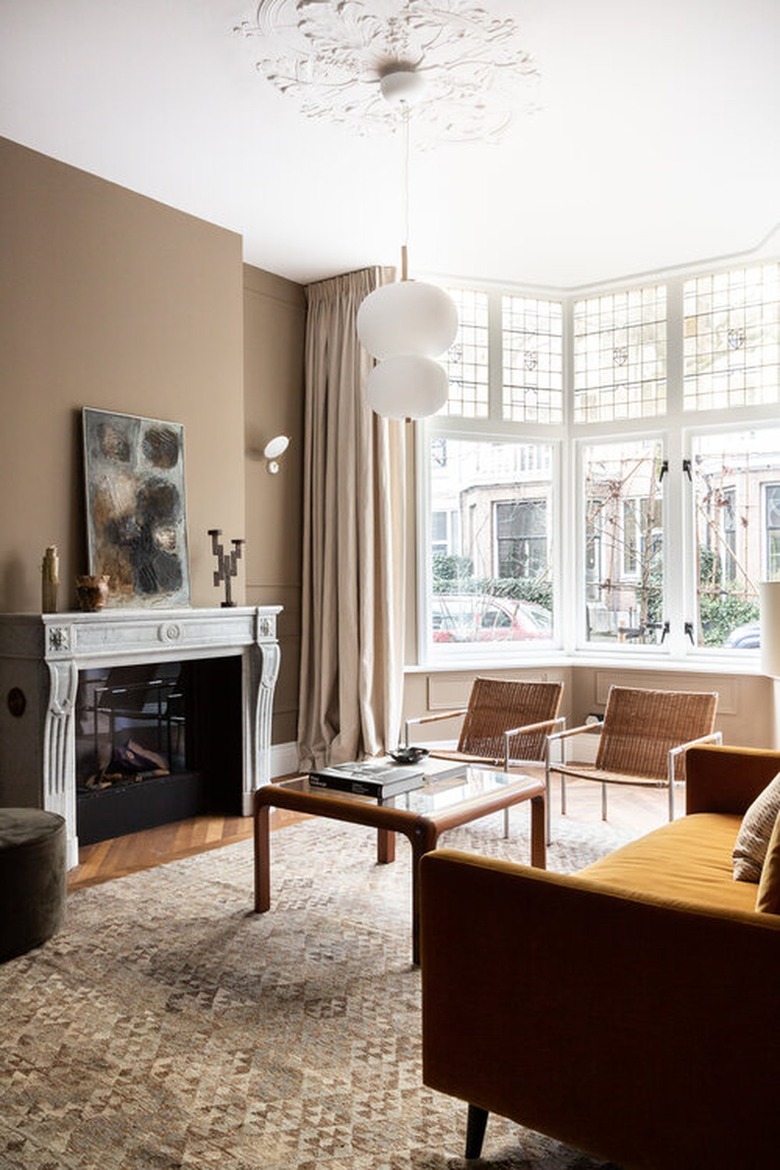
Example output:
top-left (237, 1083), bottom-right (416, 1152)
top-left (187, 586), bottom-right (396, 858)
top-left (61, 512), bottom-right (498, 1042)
top-left (432, 594), bottom-right (552, 643)
top-left (724, 621), bottom-right (760, 649)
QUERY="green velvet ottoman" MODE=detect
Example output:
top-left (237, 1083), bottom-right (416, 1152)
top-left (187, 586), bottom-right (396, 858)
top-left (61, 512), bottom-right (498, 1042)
top-left (0, 808), bottom-right (66, 963)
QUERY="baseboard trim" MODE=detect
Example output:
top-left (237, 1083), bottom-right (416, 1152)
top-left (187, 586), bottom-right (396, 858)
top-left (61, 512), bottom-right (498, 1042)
top-left (270, 740), bottom-right (299, 779)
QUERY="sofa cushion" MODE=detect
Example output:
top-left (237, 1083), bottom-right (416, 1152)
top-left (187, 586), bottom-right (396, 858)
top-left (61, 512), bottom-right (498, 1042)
top-left (732, 771), bottom-right (780, 882)
top-left (756, 811), bottom-right (780, 913)
top-left (580, 813), bottom-right (757, 914)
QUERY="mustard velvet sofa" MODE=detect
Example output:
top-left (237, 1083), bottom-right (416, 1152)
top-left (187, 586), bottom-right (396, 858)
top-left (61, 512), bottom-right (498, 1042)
top-left (420, 744), bottom-right (780, 1170)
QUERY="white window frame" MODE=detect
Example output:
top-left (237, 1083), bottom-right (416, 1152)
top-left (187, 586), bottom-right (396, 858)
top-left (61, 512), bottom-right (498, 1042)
top-left (574, 430), bottom-right (669, 656)
top-left (416, 263), bottom-right (780, 669)
top-left (417, 418), bottom-right (563, 665)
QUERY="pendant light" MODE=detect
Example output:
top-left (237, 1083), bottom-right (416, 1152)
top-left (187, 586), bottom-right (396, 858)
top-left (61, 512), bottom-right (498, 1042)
top-left (357, 68), bottom-right (458, 420)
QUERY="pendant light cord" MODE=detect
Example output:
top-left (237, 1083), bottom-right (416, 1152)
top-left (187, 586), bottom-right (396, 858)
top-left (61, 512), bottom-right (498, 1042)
top-left (401, 102), bottom-right (410, 281)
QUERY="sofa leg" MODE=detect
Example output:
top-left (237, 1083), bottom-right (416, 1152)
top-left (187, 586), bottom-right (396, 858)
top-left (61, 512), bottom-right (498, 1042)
top-left (465, 1104), bottom-right (489, 1159)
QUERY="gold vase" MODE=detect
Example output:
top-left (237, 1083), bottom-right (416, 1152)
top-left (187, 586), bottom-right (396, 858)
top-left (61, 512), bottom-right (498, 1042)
top-left (41, 545), bottom-right (59, 614)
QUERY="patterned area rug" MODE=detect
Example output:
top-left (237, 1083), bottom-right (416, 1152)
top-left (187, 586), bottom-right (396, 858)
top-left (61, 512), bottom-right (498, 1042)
top-left (0, 812), bottom-right (632, 1170)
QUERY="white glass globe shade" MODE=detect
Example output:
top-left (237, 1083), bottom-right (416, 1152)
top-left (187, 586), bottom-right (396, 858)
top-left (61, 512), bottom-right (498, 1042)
top-left (357, 282), bottom-right (458, 360)
top-left (365, 355), bottom-right (449, 420)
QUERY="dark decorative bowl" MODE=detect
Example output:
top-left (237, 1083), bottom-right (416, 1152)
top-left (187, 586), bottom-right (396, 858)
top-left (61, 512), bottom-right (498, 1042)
top-left (388, 746), bottom-right (429, 766)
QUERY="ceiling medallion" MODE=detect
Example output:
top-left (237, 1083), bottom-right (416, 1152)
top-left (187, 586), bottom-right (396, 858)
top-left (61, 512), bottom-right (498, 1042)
top-left (234, 0), bottom-right (540, 145)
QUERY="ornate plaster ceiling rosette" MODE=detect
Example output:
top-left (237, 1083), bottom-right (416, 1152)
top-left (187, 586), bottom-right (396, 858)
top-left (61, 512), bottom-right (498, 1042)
top-left (235, 0), bottom-right (540, 144)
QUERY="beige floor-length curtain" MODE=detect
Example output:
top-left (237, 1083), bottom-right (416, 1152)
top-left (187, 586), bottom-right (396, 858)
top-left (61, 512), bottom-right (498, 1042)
top-left (298, 266), bottom-right (406, 769)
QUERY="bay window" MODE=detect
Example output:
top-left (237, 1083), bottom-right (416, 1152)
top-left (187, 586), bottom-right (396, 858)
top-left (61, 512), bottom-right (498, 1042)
top-left (419, 259), bottom-right (780, 664)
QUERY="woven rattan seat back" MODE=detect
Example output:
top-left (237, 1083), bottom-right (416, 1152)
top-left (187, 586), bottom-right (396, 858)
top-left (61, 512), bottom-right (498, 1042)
top-left (458, 678), bottom-right (563, 762)
top-left (595, 687), bottom-right (719, 780)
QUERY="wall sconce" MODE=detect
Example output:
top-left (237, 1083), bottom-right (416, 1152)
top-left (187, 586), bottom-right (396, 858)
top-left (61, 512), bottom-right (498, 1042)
top-left (263, 435), bottom-right (290, 474)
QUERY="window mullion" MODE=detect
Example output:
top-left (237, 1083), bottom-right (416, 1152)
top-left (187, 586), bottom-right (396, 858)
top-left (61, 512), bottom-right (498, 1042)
top-left (666, 278), bottom-right (684, 416)
top-left (488, 289), bottom-right (503, 418)
top-left (663, 432), bottom-right (687, 658)
top-left (664, 280), bottom-right (688, 656)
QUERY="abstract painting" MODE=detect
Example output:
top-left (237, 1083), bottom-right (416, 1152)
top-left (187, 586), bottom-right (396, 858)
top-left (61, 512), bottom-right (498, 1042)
top-left (82, 408), bottom-right (191, 607)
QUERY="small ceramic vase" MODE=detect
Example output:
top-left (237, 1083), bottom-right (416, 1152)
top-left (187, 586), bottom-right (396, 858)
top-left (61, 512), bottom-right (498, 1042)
top-left (76, 574), bottom-right (111, 612)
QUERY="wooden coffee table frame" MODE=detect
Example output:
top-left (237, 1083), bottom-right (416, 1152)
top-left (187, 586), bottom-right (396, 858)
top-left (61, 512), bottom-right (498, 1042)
top-left (253, 772), bottom-right (546, 965)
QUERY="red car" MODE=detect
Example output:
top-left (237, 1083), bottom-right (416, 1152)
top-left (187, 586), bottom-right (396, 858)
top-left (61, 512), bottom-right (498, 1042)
top-left (432, 595), bottom-right (552, 643)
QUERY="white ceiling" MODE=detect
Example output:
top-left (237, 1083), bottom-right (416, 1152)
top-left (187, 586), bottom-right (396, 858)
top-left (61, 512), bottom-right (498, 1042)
top-left (1, 0), bottom-right (779, 290)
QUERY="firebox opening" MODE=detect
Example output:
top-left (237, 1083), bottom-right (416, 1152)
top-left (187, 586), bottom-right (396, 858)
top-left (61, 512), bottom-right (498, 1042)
top-left (75, 656), bottom-right (243, 845)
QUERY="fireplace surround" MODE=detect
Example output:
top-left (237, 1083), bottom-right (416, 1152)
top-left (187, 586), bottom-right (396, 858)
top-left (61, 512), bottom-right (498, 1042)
top-left (0, 607), bottom-right (281, 867)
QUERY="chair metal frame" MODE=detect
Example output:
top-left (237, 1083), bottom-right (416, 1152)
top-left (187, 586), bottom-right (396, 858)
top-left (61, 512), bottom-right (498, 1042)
top-left (545, 685), bottom-right (722, 842)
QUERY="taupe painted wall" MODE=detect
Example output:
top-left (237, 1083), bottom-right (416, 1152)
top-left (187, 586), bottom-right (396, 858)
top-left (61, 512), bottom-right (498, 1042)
top-left (1, 137), bottom-right (305, 745)
top-left (243, 265), bottom-right (305, 745)
top-left (1, 136), bottom-right (244, 609)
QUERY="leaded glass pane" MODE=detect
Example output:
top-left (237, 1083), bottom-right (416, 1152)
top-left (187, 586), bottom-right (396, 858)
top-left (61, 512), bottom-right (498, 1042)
top-left (502, 295), bottom-right (563, 422)
top-left (683, 263), bottom-right (780, 410)
top-left (573, 286), bottom-right (667, 422)
top-left (439, 289), bottom-right (489, 418)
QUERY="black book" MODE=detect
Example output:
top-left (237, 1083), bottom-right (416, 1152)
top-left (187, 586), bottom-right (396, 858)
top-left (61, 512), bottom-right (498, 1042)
top-left (308, 761), bottom-right (424, 799)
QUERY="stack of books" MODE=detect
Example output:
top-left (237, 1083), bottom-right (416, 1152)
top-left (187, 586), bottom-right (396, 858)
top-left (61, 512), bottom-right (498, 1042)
top-left (308, 761), bottom-right (424, 799)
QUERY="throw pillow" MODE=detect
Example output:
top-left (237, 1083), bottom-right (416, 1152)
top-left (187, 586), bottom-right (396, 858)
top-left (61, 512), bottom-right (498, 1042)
top-left (756, 811), bottom-right (780, 913)
top-left (733, 771), bottom-right (780, 882)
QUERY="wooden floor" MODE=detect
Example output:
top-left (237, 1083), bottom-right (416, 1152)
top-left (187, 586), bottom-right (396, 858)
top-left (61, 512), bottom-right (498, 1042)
top-left (67, 776), bottom-right (673, 891)
top-left (68, 806), bottom-right (304, 890)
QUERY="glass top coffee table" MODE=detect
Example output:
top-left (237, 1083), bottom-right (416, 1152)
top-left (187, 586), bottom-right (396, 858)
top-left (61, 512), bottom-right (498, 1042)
top-left (253, 764), bottom-right (546, 964)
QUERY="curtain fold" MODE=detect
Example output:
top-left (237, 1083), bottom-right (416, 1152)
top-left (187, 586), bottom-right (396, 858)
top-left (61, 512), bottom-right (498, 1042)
top-left (298, 267), bottom-right (405, 769)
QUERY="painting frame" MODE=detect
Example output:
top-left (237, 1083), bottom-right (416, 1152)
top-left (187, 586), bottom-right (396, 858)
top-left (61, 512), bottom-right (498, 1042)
top-left (82, 407), bottom-right (191, 608)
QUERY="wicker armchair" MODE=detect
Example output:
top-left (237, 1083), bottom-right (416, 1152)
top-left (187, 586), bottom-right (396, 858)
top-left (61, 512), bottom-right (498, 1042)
top-left (545, 685), bottom-right (721, 841)
top-left (406, 677), bottom-right (564, 837)
top-left (405, 677), bottom-right (564, 772)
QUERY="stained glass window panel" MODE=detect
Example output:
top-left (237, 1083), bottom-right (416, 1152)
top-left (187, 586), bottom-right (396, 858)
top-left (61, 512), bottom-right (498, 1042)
top-left (440, 289), bottom-right (489, 418)
top-left (502, 295), bottom-right (563, 422)
top-left (573, 285), bottom-right (667, 422)
top-left (683, 263), bottom-right (780, 411)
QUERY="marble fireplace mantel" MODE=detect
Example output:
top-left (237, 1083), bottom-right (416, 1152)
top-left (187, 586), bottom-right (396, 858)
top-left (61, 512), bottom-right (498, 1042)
top-left (0, 606), bottom-right (281, 867)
